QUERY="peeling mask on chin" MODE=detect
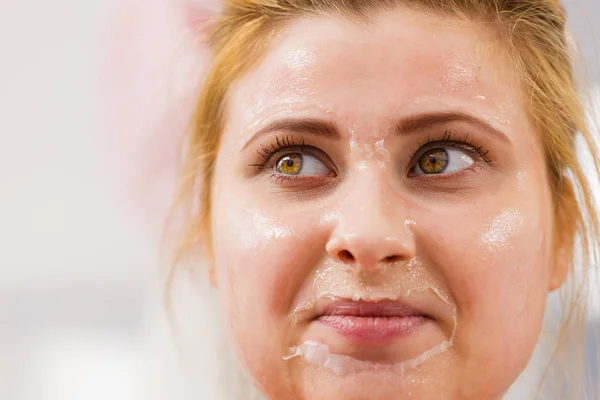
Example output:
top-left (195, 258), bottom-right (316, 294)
top-left (285, 258), bottom-right (458, 376)
top-left (284, 330), bottom-right (453, 377)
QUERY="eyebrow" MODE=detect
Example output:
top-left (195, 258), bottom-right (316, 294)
top-left (241, 111), bottom-right (510, 150)
top-left (396, 111), bottom-right (511, 143)
top-left (242, 118), bottom-right (341, 150)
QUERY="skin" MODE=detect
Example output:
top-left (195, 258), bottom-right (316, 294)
top-left (209, 7), bottom-right (567, 400)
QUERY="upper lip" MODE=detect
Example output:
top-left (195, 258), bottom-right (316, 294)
top-left (314, 298), bottom-right (430, 320)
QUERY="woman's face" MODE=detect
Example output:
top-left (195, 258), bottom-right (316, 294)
top-left (210, 8), bottom-right (561, 400)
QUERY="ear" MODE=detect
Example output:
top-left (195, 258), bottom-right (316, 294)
top-left (548, 180), bottom-right (577, 292)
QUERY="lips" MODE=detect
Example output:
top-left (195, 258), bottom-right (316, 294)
top-left (318, 299), bottom-right (427, 318)
top-left (313, 299), bottom-right (432, 343)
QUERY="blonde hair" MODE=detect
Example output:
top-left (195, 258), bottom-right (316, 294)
top-left (173, 0), bottom-right (600, 397)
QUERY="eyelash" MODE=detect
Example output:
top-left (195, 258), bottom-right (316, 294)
top-left (411, 129), bottom-right (492, 165)
top-left (250, 135), bottom-right (310, 166)
top-left (249, 135), bottom-right (324, 184)
top-left (249, 130), bottom-right (492, 177)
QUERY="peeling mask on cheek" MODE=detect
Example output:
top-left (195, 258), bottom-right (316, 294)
top-left (284, 258), bottom-right (458, 376)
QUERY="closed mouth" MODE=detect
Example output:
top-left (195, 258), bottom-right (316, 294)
top-left (313, 299), bottom-right (433, 343)
top-left (316, 299), bottom-right (430, 319)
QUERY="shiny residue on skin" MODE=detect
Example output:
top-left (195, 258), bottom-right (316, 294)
top-left (290, 257), bottom-right (448, 314)
top-left (283, 338), bottom-right (452, 376)
top-left (442, 57), bottom-right (477, 93)
top-left (516, 171), bottom-right (527, 191)
top-left (479, 208), bottom-right (524, 251)
top-left (285, 46), bottom-right (317, 71)
top-left (348, 124), bottom-right (391, 169)
top-left (239, 211), bottom-right (292, 250)
top-left (439, 51), bottom-right (512, 126)
top-left (285, 252), bottom-right (457, 376)
top-left (284, 286), bottom-right (457, 376)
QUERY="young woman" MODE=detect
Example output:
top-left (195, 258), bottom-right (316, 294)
top-left (173, 0), bottom-right (600, 398)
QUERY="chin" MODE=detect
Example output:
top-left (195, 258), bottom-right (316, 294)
top-left (289, 364), bottom-right (457, 400)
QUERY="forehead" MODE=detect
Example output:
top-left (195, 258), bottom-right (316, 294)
top-left (227, 8), bottom-right (522, 134)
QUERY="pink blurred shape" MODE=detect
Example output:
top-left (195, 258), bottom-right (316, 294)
top-left (103, 0), bottom-right (219, 227)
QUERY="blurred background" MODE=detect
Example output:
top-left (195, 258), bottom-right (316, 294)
top-left (0, 0), bottom-right (598, 399)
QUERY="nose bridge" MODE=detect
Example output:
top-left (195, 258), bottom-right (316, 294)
top-left (327, 168), bottom-right (415, 269)
top-left (342, 168), bottom-right (395, 229)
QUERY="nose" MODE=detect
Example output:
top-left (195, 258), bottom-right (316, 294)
top-left (326, 232), bottom-right (415, 270)
top-left (325, 181), bottom-right (416, 271)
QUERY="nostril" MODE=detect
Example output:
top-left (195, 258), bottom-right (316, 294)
top-left (337, 250), bottom-right (355, 263)
top-left (384, 255), bottom-right (402, 263)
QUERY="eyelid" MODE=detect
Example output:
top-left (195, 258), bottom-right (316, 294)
top-left (272, 146), bottom-right (330, 167)
top-left (250, 137), bottom-right (338, 176)
top-left (406, 136), bottom-right (492, 180)
top-left (410, 137), bottom-right (491, 166)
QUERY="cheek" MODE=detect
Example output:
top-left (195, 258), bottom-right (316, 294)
top-left (465, 210), bottom-right (549, 339)
top-left (416, 199), bottom-right (553, 381)
top-left (211, 198), bottom-right (329, 368)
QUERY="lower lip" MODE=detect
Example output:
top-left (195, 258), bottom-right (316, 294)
top-left (316, 315), bottom-right (428, 343)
